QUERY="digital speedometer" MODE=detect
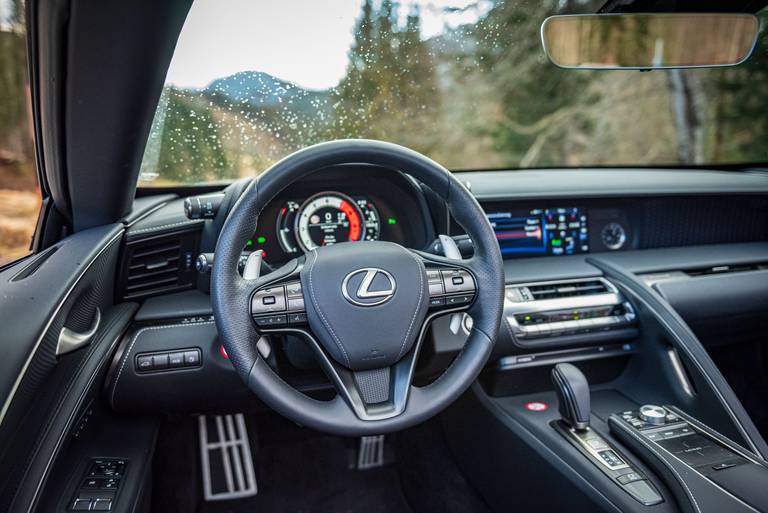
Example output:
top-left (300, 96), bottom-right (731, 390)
top-left (295, 192), bottom-right (366, 251)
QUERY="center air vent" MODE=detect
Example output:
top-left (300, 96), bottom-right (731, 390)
top-left (525, 279), bottom-right (609, 301)
top-left (118, 230), bottom-right (199, 300)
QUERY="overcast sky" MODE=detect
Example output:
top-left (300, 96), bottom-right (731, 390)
top-left (165, 0), bottom-right (490, 90)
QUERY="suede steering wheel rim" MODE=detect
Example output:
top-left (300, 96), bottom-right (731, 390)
top-left (211, 139), bottom-right (504, 436)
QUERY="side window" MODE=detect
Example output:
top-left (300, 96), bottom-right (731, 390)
top-left (0, 0), bottom-right (40, 266)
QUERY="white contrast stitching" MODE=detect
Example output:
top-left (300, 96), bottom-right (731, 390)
top-left (306, 251), bottom-right (351, 367)
top-left (614, 420), bottom-right (701, 513)
top-left (110, 321), bottom-right (215, 406)
top-left (396, 251), bottom-right (425, 359)
top-left (131, 219), bottom-right (203, 234)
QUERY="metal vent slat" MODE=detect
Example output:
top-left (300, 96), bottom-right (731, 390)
top-left (124, 234), bottom-right (185, 296)
top-left (527, 280), bottom-right (608, 300)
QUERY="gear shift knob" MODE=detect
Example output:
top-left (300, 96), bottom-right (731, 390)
top-left (551, 363), bottom-right (591, 431)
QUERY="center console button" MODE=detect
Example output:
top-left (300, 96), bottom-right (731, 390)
top-left (639, 405), bottom-right (667, 425)
top-left (617, 472), bottom-right (644, 485)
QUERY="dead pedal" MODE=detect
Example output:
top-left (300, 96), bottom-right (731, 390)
top-left (357, 434), bottom-right (387, 470)
top-left (198, 414), bottom-right (258, 501)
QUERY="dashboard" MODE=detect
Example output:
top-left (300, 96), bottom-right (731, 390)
top-left (123, 167), bottom-right (768, 303)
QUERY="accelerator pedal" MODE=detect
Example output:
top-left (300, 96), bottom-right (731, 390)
top-left (357, 435), bottom-right (386, 470)
top-left (198, 414), bottom-right (258, 501)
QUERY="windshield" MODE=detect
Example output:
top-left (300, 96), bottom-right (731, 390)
top-left (138, 0), bottom-right (768, 186)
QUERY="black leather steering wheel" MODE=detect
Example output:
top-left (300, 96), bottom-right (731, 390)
top-left (212, 139), bottom-right (504, 435)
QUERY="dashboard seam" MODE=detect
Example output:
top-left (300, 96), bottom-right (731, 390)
top-left (130, 219), bottom-right (203, 235)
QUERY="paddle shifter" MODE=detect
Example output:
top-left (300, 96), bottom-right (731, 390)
top-left (551, 363), bottom-right (591, 431)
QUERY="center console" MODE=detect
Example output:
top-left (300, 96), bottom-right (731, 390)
top-left (610, 405), bottom-right (768, 513)
top-left (550, 363), bottom-right (768, 513)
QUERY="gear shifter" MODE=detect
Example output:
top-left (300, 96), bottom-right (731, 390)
top-left (551, 363), bottom-right (591, 431)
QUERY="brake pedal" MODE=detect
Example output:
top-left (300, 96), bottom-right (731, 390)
top-left (198, 414), bottom-right (258, 501)
top-left (357, 435), bottom-right (386, 470)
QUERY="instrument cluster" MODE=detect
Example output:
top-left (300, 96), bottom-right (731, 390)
top-left (276, 191), bottom-right (382, 254)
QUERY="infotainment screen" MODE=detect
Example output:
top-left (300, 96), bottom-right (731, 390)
top-left (487, 207), bottom-right (588, 257)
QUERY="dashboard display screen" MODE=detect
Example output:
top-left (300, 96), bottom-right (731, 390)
top-left (487, 207), bottom-right (589, 257)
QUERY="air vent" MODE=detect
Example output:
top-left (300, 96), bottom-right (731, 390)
top-left (118, 230), bottom-right (199, 300)
top-left (686, 263), bottom-right (767, 277)
top-left (526, 280), bottom-right (609, 301)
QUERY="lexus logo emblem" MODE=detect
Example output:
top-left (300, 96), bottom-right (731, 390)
top-left (342, 268), bottom-right (396, 307)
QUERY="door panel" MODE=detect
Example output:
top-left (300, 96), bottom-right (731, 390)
top-left (0, 223), bottom-right (132, 512)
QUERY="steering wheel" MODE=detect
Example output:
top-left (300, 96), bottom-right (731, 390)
top-left (212, 139), bottom-right (504, 435)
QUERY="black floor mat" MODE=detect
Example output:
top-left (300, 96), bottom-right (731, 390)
top-left (197, 434), bottom-right (413, 513)
top-left (153, 413), bottom-right (489, 513)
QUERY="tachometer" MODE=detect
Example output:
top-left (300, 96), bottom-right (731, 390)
top-left (295, 192), bottom-right (365, 251)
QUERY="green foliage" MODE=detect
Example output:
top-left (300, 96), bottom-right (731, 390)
top-left (334, 0), bottom-right (440, 151)
top-left (152, 88), bottom-right (232, 183)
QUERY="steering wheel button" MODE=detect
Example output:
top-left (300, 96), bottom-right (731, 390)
top-left (429, 297), bottom-right (445, 308)
top-left (442, 270), bottom-right (475, 294)
top-left (287, 297), bottom-right (305, 312)
top-left (285, 281), bottom-right (303, 297)
top-left (251, 287), bottom-right (287, 314)
top-left (255, 314), bottom-right (287, 328)
top-left (446, 294), bottom-right (473, 306)
top-left (288, 312), bottom-right (307, 325)
top-left (429, 282), bottom-right (444, 296)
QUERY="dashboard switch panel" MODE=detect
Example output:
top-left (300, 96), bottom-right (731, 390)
top-left (135, 348), bottom-right (201, 373)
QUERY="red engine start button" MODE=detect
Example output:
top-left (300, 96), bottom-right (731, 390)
top-left (524, 401), bottom-right (549, 412)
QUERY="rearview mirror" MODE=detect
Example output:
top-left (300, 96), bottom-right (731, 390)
top-left (541, 13), bottom-right (760, 70)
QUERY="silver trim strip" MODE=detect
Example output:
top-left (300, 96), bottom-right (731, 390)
top-left (56, 308), bottom-right (101, 356)
top-left (667, 348), bottom-right (694, 398)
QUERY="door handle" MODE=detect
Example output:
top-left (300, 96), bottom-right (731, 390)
top-left (56, 307), bottom-right (101, 356)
